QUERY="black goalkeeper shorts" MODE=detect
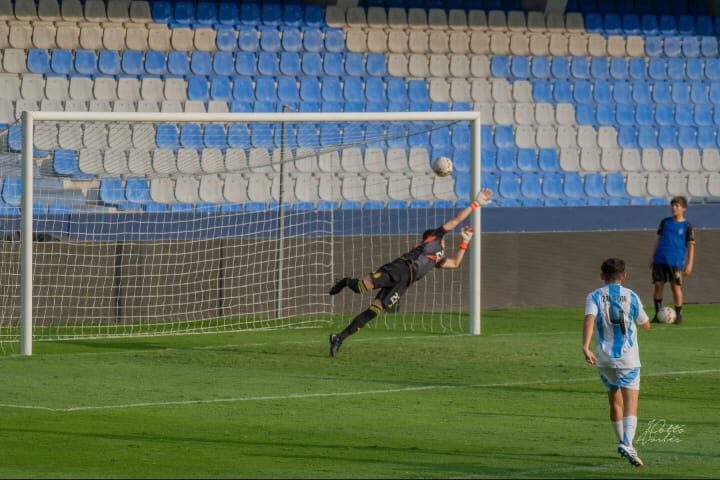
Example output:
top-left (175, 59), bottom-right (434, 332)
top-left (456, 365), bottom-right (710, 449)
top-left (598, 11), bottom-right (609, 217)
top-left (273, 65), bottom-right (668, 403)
top-left (371, 259), bottom-right (411, 309)
top-left (652, 263), bottom-right (683, 285)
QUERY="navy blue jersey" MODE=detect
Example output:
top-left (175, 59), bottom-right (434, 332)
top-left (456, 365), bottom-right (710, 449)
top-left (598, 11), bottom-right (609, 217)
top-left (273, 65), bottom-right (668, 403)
top-left (653, 217), bottom-right (694, 268)
top-left (400, 226), bottom-right (448, 283)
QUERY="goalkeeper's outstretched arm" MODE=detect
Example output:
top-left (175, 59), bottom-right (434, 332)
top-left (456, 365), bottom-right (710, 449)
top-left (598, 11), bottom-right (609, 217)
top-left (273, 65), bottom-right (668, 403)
top-left (440, 226), bottom-right (474, 269)
top-left (441, 188), bottom-right (493, 233)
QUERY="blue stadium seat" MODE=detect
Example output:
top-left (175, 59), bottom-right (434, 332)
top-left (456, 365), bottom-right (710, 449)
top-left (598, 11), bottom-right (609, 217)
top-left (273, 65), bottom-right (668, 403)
top-left (188, 76), bottom-right (210, 101)
top-left (262, 3), bottom-right (282, 25)
top-left (596, 104), bottom-right (614, 125)
top-left (628, 58), bottom-right (647, 80)
top-left (604, 13), bottom-right (622, 34)
top-left (300, 77), bottom-right (321, 102)
top-left (563, 173), bottom-right (584, 200)
top-left (585, 13), bottom-right (603, 32)
top-left (345, 53), bottom-right (365, 76)
top-left (654, 104), bottom-right (673, 126)
top-left (622, 13), bottom-right (641, 34)
top-left (645, 36), bottom-right (664, 57)
top-left (321, 77), bottom-right (342, 102)
top-left (343, 77), bottom-right (363, 103)
top-left (27, 49), bottom-right (50, 74)
top-left (451, 123), bottom-right (469, 149)
top-left (365, 77), bottom-right (385, 103)
top-left (671, 81), bottom-right (690, 103)
top-left (675, 103), bottom-right (693, 126)
top-left (210, 77), bottom-right (232, 101)
top-left (227, 124), bottom-right (250, 147)
top-left (516, 149), bottom-right (537, 172)
top-left (151, 1), bottom-right (172, 23)
top-left (576, 104), bottom-right (594, 125)
top-left (98, 50), bottom-right (121, 75)
top-left (605, 173), bottom-right (626, 197)
top-left (240, 3), bottom-right (260, 24)
top-left (204, 124), bottom-right (227, 149)
top-left (496, 147), bottom-right (517, 172)
top-left (320, 124), bottom-right (341, 147)
top-left (593, 80), bottom-right (611, 104)
top-left (677, 14), bottom-right (695, 35)
top-left (695, 104), bottom-right (713, 126)
top-left (305, 5), bottom-right (324, 27)
top-left (174, 1), bottom-right (194, 25)
top-left (238, 28), bottom-right (260, 52)
top-left (701, 37), bottom-right (719, 57)
top-left (325, 29), bottom-right (345, 53)
top-left (99, 178), bottom-right (126, 205)
top-left (679, 126), bottom-right (698, 148)
top-left (638, 126), bottom-right (658, 148)
top-left (590, 58), bottom-right (609, 80)
top-left (481, 171), bottom-right (498, 192)
top-left (278, 76), bottom-right (298, 102)
top-left (386, 78), bottom-right (408, 103)
top-left (279, 52), bottom-right (301, 76)
top-left (531, 56), bottom-right (549, 79)
top-left (196, 1), bottom-right (217, 25)
top-left (609, 58), bottom-right (628, 80)
top-left (408, 80), bottom-right (429, 103)
top-left (697, 126), bottom-right (716, 148)
top-left (283, 5), bottom-right (303, 27)
top-left (180, 123), bottom-right (203, 148)
top-left (213, 51), bottom-right (234, 76)
top-left (255, 77), bottom-right (276, 102)
top-left (168, 51), bottom-right (190, 76)
top-left (491, 56), bottom-right (509, 77)
top-left (537, 148), bottom-right (558, 172)
top-left (551, 57), bottom-right (569, 79)
top-left (583, 173), bottom-right (605, 198)
top-left (481, 148), bottom-right (496, 172)
top-left (659, 14), bottom-right (678, 34)
top-left (258, 52), bottom-right (279, 76)
top-left (75, 49), bottom-right (97, 75)
top-left (552, 80), bottom-right (572, 103)
top-left (640, 14), bottom-right (659, 34)
top-left (616, 104), bottom-right (634, 125)
top-left (686, 59), bottom-right (704, 81)
top-left (658, 126), bottom-right (678, 148)
top-left (691, 81), bottom-right (709, 103)
top-left (648, 58), bottom-right (667, 80)
top-left (511, 56), bottom-right (529, 79)
top-left (498, 173), bottom-right (521, 199)
top-left (323, 52), bottom-right (343, 76)
top-left (632, 81), bottom-right (651, 104)
top-left (367, 54), bottom-right (386, 77)
top-left (618, 126), bottom-right (638, 148)
top-left (652, 81), bottom-right (672, 103)
top-left (521, 173), bottom-right (542, 199)
top-left (235, 52), bottom-right (257, 76)
top-left (230, 102), bottom-right (252, 113)
top-left (232, 77), bottom-right (254, 102)
top-left (532, 80), bottom-right (551, 103)
top-left (303, 28), bottom-right (323, 52)
top-left (145, 50), bottom-right (166, 75)
top-left (683, 37), bottom-right (700, 58)
top-left (696, 15), bottom-right (714, 35)
top-left (218, 3), bottom-right (238, 25)
top-left (571, 57), bottom-right (590, 79)
top-left (494, 126), bottom-right (514, 149)
top-left (664, 36), bottom-right (682, 57)
top-left (301, 53), bottom-right (322, 76)
top-left (156, 124), bottom-right (180, 149)
top-left (251, 123), bottom-right (276, 148)
top-left (216, 27), bottom-right (237, 51)
top-left (707, 59), bottom-right (720, 81)
top-left (573, 81), bottom-right (592, 104)
top-left (541, 172), bottom-right (562, 198)
top-left (260, 27), bottom-right (281, 52)
top-left (282, 28), bottom-right (302, 52)
top-left (126, 177), bottom-right (151, 204)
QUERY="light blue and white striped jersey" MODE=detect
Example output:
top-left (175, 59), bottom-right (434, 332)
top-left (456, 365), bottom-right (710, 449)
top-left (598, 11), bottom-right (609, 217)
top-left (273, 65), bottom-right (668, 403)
top-left (585, 283), bottom-right (649, 368)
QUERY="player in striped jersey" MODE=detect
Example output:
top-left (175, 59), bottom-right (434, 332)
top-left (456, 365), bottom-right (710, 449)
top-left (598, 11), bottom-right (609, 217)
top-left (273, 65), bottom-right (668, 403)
top-left (582, 258), bottom-right (651, 467)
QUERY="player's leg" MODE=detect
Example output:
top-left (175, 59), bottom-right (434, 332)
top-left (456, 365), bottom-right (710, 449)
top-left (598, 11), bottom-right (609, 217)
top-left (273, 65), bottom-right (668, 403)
top-left (616, 370), bottom-right (644, 467)
top-left (329, 274), bottom-right (374, 296)
top-left (607, 389), bottom-right (624, 444)
top-left (651, 264), bottom-right (665, 323)
top-left (670, 271), bottom-right (684, 324)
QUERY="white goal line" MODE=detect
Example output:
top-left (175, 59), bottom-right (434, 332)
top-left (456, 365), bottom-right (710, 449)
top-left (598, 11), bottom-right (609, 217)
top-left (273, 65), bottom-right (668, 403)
top-left (1, 368), bottom-right (717, 413)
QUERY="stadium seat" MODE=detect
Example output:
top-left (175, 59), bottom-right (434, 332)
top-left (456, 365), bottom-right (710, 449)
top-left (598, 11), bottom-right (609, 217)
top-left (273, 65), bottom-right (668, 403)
top-left (258, 52), bottom-right (279, 76)
top-left (303, 28), bottom-right (324, 52)
top-left (238, 28), bottom-right (260, 52)
top-left (168, 51), bottom-right (190, 76)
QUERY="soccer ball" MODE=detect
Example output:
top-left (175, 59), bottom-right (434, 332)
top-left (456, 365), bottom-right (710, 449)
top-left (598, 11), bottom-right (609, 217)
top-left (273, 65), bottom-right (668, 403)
top-left (656, 306), bottom-right (677, 324)
top-left (432, 156), bottom-right (453, 177)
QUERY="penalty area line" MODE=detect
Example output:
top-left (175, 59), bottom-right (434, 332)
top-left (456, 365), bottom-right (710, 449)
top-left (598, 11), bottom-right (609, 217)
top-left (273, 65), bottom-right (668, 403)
top-left (0, 368), bottom-right (718, 413)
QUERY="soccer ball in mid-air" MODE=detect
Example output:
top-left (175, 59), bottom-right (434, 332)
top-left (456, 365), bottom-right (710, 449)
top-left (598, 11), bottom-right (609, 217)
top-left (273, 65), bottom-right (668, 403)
top-left (432, 156), bottom-right (453, 177)
top-left (656, 306), bottom-right (677, 324)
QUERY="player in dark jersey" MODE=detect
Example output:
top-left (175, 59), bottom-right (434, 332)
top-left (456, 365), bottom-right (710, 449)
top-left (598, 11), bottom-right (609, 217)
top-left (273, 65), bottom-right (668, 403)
top-left (327, 188), bottom-right (493, 357)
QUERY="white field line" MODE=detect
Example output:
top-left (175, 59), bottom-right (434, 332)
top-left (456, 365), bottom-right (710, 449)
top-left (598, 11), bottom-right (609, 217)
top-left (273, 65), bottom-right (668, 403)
top-left (0, 368), bottom-right (717, 413)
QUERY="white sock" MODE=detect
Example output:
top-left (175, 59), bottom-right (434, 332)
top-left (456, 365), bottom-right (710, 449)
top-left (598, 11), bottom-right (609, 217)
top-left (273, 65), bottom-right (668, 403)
top-left (623, 416), bottom-right (638, 446)
top-left (612, 420), bottom-right (623, 443)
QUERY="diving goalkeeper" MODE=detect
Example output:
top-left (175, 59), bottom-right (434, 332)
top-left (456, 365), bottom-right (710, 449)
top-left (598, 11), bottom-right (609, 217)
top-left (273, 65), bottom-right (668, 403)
top-left (328, 188), bottom-right (493, 357)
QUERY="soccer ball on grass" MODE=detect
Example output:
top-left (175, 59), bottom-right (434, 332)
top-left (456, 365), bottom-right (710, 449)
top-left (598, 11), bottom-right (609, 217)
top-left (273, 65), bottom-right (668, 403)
top-left (432, 156), bottom-right (453, 177)
top-left (656, 306), bottom-right (677, 324)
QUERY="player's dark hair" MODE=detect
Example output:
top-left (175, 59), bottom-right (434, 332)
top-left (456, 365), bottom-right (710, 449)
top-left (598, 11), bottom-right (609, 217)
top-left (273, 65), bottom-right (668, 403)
top-left (670, 196), bottom-right (688, 208)
top-left (601, 258), bottom-right (626, 281)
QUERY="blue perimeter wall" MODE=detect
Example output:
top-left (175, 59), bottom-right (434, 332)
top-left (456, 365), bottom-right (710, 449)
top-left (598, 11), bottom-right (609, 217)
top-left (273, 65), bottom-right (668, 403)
top-left (2, 205), bottom-right (718, 241)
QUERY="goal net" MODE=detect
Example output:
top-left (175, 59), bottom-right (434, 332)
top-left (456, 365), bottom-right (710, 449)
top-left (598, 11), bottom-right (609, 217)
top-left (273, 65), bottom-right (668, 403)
top-left (0, 111), bottom-right (481, 355)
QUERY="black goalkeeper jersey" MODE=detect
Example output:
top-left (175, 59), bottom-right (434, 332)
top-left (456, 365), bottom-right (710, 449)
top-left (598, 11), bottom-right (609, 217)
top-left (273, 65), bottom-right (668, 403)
top-left (399, 226), bottom-right (448, 283)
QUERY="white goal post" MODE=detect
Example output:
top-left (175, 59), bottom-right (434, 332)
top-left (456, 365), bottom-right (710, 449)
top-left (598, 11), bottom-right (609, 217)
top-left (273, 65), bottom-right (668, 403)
top-left (16, 110), bottom-right (482, 356)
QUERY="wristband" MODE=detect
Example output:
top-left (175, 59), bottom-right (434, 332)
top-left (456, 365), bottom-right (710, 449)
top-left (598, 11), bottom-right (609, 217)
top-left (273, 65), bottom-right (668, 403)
top-left (470, 201), bottom-right (480, 210)
top-left (459, 241), bottom-right (469, 250)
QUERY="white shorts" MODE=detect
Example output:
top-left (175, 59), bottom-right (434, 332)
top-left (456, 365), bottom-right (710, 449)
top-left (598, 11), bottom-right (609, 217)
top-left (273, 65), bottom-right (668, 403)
top-left (598, 367), bottom-right (641, 392)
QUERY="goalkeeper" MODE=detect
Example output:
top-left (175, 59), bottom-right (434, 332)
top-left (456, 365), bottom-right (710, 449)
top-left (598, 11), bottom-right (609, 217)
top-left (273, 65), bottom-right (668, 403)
top-left (328, 188), bottom-right (493, 357)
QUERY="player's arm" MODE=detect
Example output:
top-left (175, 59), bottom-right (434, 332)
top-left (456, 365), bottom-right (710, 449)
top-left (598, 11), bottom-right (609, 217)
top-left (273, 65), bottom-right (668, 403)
top-left (582, 314), bottom-right (597, 365)
top-left (684, 226), bottom-right (695, 276)
top-left (439, 226), bottom-right (473, 269)
top-left (441, 188), bottom-right (493, 232)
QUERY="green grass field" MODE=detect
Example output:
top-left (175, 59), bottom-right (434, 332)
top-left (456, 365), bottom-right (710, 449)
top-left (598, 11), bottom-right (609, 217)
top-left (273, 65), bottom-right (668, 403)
top-left (1, 306), bottom-right (718, 479)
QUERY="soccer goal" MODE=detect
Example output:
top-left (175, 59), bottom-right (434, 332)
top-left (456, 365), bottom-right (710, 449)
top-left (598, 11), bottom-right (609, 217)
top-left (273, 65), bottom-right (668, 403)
top-left (0, 111), bottom-right (482, 355)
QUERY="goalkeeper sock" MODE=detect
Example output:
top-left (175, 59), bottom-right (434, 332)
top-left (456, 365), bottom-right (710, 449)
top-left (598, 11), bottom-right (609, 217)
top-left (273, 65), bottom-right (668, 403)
top-left (654, 298), bottom-right (662, 315)
top-left (338, 305), bottom-right (381, 341)
top-left (611, 420), bottom-right (624, 443)
top-left (622, 416), bottom-right (638, 447)
top-left (348, 278), bottom-right (367, 294)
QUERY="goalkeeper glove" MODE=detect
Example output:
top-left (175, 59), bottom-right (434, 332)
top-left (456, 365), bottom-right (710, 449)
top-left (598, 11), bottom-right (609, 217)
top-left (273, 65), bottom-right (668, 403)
top-left (459, 227), bottom-right (473, 250)
top-left (471, 188), bottom-right (493, 210)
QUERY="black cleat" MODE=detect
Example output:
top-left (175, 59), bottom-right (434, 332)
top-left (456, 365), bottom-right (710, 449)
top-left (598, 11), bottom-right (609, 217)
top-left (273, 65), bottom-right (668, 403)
top-left (675, 313), bottom-right (683, 325)
top-left (329, 333), bottom-right (342, 357)
top-left (329, 277), bottom-right (350, 295)
top-left (651, 315), bottom-right (660, 324)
